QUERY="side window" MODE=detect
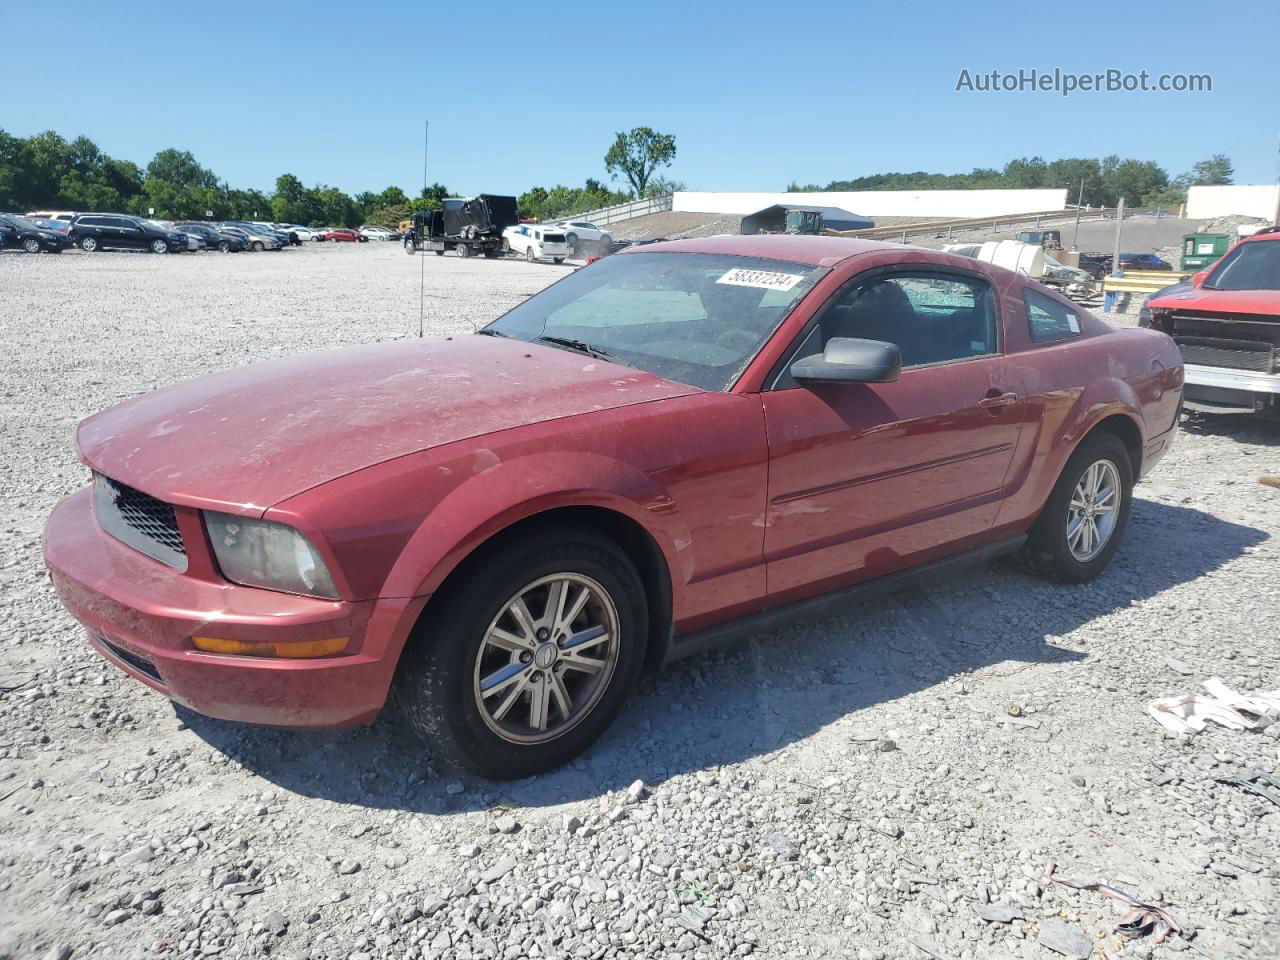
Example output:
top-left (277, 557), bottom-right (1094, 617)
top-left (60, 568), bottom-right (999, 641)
top-left (818, 272), bottom-right (998, 368)
top-left (1024, 288), bottom-right (1080, 343)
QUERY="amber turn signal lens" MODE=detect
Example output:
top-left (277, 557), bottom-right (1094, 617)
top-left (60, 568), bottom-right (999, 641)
top-left (191, 636), bottom-right (349, 658)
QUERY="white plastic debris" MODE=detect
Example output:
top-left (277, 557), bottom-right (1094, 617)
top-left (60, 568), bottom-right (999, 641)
top-left (1147, 677), bottom-right (1280, 735)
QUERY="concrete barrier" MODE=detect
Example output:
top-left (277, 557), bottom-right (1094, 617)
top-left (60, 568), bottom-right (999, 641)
top-left (1186, 184), bottom-right (1280, 221)
top-left (672, 189), bottom-right (1069, 219)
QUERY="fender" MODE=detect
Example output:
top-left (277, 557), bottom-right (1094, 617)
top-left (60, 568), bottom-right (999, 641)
top-left (994, 373), bottom-right (1144, 533)
top-left (378, 450), bottom-right (690, 601)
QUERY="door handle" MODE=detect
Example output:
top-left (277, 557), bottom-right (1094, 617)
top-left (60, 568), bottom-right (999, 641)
top-left (978, 391), bottom-right (1019, 410)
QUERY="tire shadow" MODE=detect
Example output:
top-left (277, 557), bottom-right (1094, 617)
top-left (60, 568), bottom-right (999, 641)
top-left (179, 497), bottom-right (1266, 812)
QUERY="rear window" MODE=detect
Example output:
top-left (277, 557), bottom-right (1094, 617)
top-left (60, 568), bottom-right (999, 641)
top-left (1024, 289), bottom-right (1081, 343)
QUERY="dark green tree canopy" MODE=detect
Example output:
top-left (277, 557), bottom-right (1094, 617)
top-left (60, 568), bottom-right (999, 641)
top-left (604, 127), bottom-right (677, 198)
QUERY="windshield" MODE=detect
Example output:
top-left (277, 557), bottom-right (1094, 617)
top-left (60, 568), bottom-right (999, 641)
top-left (1206, 241), bottom-right (1280, 291)
top-left (484, 251), bottom-right (826, 391)
top-left (3, 215), bottom-right (42, 230)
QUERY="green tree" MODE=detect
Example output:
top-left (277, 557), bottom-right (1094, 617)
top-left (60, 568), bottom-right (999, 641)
top-left (604, 127), bottom-right (676, 197)
top-left (1188, 154), bottom-right (1233, 186)
top-left (146, 148), bottom-right (217, 189)
top-left (375, 185), bottom-right (409, 209)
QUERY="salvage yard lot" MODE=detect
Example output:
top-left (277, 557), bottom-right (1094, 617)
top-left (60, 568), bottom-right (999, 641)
top-left (1, 244), bottom-right (1278, 960)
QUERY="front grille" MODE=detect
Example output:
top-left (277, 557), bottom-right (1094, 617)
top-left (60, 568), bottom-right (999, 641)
top-left (97, 634), bottom-right (164, 684)
top-left (93, 474), bottom-right (188, 571)
top-left (1176, 338), bottom-right (1274, 372)
top-left (1170, 312), bottom-right (1279, 374)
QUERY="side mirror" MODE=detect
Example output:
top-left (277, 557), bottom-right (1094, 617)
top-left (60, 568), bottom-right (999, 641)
top-left (1191, 270), bottom-right (1208, 288)
top-left (790, 337), bottom-right (901, 385)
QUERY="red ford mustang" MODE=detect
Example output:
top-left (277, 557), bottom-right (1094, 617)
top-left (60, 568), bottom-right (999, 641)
top-left (43, 235), bottom-right (1184, 778)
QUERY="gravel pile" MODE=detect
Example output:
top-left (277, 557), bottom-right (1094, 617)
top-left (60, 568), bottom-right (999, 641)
top-left (1, 244), bottom-right (1278, 960)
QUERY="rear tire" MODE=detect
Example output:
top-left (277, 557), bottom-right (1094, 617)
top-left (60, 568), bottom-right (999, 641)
top-left (457, 244), bottom-right (472, 258)
top-left (1016, 431), bottom-right (1133, 583)
top-left (553, 257), bottom-right (564, 264)
top-left (393, 530), bottom-right (648, 779)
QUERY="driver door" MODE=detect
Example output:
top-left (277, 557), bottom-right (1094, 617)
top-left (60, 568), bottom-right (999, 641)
top-left (762, 267), bottom-right (1025, 601)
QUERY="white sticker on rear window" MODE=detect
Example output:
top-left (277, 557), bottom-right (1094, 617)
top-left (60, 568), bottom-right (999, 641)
top-left (716, 268), bottom-right (804, 291)
top-left (1067, 315), bottom-right (1080, 333)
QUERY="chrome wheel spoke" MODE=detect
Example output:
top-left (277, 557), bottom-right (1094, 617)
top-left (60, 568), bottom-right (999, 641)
top-left (549, 672), bottom-right (573, 720)
top-left (492, 674), bottom-right (532, 721)
top-left (528, 677), bottom-right (551, 731)
top-left (561, 651), bottom-right (606, 675)
top-left (558, 585), bottom-right (591, 634)
top-left (487, 625), bottom-right (535, 653)
top-left (562, 623), bottom-right (608, 651)
top-left (508, 596), bottom-right (538, 638)
top-left (541, 578), bottom-right (568, 630)
top-left (480, 661), bottom-right (528, 695)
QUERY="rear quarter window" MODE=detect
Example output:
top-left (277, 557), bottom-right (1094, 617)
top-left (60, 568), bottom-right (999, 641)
top-left (1024, 288), bottom-right (1081, 343)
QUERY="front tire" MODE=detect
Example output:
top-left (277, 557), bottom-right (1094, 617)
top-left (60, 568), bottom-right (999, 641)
top-left (151, 238), bottom-right (169, 254)
top-left (1017, 431), bottom-right (1133, 583)
top-left (252, 241), bottom-right (264, 252)
top-left (22, 238), bottom-right (41, 254)
top-left (393, 530), bottom-right (648, 779)
top-left (79, 236), bottom-right (98, 252)
top-left (526, 247), bottom-right (536, 263)
top-left (218, 240), bottom-right (231, 253)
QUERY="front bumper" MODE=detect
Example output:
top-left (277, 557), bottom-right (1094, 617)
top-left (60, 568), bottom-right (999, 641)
top-left (43, 486), bottom-right (424, 728)
top-left (1183, 363), bottom-right (1280, 396)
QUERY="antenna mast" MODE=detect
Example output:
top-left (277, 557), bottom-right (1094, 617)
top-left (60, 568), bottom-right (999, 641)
top-left (419, 120), bottom-right (428, 338)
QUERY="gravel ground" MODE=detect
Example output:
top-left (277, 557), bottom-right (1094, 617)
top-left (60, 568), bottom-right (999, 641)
top-left (2, 243), bottom-right (1279, 960)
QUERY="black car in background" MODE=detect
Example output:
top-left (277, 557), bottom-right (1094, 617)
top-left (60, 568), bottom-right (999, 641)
top-left (69, 213), bottom-right (188, 253)
top-left (0, 213), bottom-right (75, 253)
top-left (174, 221), bottom-right (249, 253)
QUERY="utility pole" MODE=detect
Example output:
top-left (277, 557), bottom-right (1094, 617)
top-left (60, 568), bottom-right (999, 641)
top-left (1111, 197), bottom-right (1125, 277)
top-left (1072, 178), bottom-right (1084, 248)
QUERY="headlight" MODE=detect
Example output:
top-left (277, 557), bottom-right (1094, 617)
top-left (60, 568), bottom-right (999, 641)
top-left (204, 512), bottom-right (339, 599)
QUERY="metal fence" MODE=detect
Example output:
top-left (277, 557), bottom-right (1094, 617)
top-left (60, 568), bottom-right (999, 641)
top-left (555, 193), bottom-right (673, 226)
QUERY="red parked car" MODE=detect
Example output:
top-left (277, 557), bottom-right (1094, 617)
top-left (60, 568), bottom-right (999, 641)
top-left (324, 228), bottom-right (359, 242)
top-left (44, 235), bottom-right (1183, 778)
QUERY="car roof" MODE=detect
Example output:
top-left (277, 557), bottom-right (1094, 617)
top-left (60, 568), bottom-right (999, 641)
top-left (1240, 229), bottom-right (1280, 244)
top-left (618, 233), bottom-right (898, 266)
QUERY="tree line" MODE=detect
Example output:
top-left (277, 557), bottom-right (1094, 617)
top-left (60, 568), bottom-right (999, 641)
top-left (788, 154), bottom-right (1235, 208)
top-left (0, 126), bottom-right (685, 228)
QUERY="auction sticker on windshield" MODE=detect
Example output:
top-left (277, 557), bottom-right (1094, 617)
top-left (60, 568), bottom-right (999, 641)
top-left (716, 268), bottom-right (805, 291)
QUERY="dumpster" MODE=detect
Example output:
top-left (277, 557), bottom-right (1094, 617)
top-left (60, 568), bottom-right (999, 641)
top-left (1180, 233), bottom-right (1232, 271)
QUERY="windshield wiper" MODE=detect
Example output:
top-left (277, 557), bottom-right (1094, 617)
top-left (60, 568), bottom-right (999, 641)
top-left (533, 335), bottom-right (625, 364)
top-left (477, 328), bottom-right (511, 337)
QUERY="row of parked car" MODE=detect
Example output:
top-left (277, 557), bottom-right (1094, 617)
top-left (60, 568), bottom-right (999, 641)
top-left (0, 210), bottom-right (403, 254)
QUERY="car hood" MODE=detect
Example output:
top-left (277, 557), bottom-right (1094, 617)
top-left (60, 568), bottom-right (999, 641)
top-left (1148, 287), bottom-right (1280, 317)
top-left (77, 335), bottom-right (699, 514)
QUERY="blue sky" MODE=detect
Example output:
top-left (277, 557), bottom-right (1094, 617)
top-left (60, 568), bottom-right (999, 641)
top-left (4, 1), bottom-right (1277, 197)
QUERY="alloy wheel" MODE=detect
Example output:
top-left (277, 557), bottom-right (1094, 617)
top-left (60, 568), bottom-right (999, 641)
top-left (472, 573), bottom-right (620, 745)
top-left (1067, 459), bottom-right (1121, 562)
